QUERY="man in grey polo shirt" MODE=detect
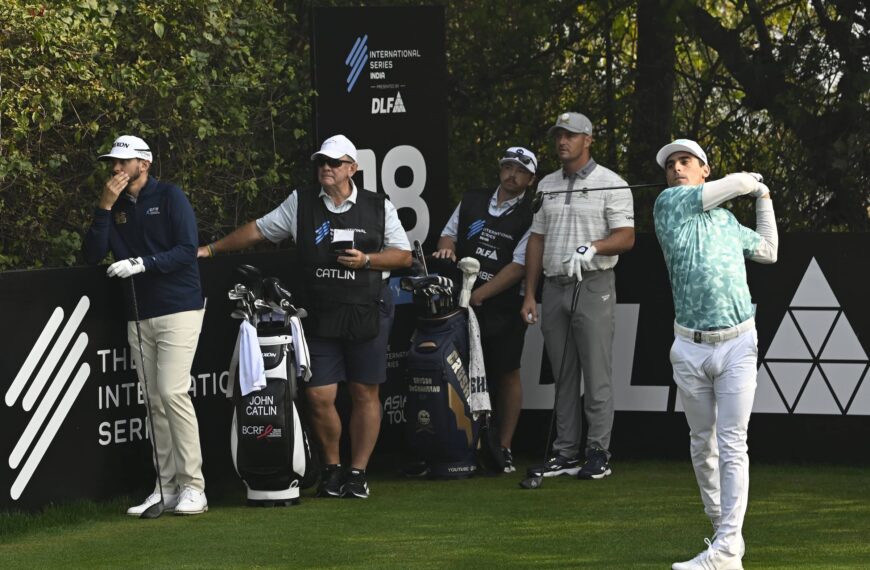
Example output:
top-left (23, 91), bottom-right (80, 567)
top-left (521, 112), bottom-right (635, 480)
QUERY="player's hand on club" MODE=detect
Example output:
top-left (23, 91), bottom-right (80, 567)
top-left (431, 248), bottom-right (456, 262)
top-left (197, 245), bottom-right (210, 258)
top-left (744, 172), bottom-right (763, 184)
top-left (750, 181), bottom-right (770, 199)
top-left (562, 243), bottom-right (596, 279)
top-left (107, 257), bottom-right (145, 278)
top-left (99, 172), bottom-right (129, 210)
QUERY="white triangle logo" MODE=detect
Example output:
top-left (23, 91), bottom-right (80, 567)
top-left (755, 257), bottom-right (868, 416)
top-left (393, 91), bottom-right (406, 113)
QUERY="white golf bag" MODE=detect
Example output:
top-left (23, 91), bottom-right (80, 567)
top-left (227, 266), bottom-right (313, 506)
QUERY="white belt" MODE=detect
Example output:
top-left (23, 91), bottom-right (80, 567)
top-left (674, 318), bottom-right (755, 344)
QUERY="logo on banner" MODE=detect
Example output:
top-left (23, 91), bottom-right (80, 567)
top-left (754, 258), bottom-right (869, 415)
top-left (5, 297), bottom-right (92, 500)
top-left (371, 91), bottom-right (406, 114)
top-left (345, 34), bottom-right (369, 92)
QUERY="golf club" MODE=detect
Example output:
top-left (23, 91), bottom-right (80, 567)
top-left (530, 182), bottom-right (665, 213)
top-left (519, 278), bottom-right (582, 490)
top-left (130, 277), bottom-right (167, 519)
top-left (413, 239), bottom-right (428, 276)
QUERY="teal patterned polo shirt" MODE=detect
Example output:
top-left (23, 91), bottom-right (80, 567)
top-left (653, 184), bottom-right (762, 330)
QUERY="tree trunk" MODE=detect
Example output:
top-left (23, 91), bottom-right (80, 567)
top-left (627, 0), bottom-right (677, 230)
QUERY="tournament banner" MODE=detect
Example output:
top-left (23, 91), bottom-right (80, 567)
top-left (1, 235), bottom-right (868, 510)
top-left (0, 234), bottom-right (870, 510)
top-left (310, 6), bottom-right (449, 452)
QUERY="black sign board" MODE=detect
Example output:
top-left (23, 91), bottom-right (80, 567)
top-left (310, 5), bottom-right (449, 248)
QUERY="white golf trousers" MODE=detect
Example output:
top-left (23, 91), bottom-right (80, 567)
top-left (670, 327), bottom-right (758, 557)
top-left (128, 308), bottom-right (206, 493)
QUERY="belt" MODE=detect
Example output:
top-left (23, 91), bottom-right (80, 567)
top-left (546, 268), bottom-right (610, 286)
top-left (674, 318), bottom-right (755, 344)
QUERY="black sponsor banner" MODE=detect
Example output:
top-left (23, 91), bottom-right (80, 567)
top-left (1, 235), bottom-right (868, 509)
top-left (310, 5), bottom-right (448, 249)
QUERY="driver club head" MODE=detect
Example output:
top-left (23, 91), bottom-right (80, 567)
top-left (139, 500), bottom-right (165, 519)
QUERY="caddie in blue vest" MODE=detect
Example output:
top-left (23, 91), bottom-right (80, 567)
top-left (432, 146), bottom-right (537, 474)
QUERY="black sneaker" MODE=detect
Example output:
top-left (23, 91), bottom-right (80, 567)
top-left (340, 468), bottom-right (369, 499)
top-left (577, 448), bottom-right (612, 480)
top-left (316, 464), bottom-right (343, 498)
top-left (502, 448), bottom-right (516, 474)
top-left (540, 454), bottom-right (581, 477)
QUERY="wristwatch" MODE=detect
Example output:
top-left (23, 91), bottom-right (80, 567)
top-left (363, 254), bottom-right (371, 269)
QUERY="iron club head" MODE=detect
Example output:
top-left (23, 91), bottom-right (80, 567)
top-left (519, 474), bottom-right (544, 489)
top-left (518, 466), bottom-right (544, 490)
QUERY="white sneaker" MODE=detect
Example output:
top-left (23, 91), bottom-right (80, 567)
top-left (672, 539), bottom-right (743, 570)
top-left (174, 487), bottom-right (208, 515)
top-left (126, 491), bottom-right (179, 516)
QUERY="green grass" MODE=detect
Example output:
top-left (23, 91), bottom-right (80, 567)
top-left (0, 461), bottom-right (867, 569)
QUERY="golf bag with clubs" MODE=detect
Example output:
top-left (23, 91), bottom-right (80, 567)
top-left (400, 275), bottom-right (480, 478)
top-left (227, 265), bottom-right (314, 505)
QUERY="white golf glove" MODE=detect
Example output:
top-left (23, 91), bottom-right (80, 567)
top-left (562, 243), bottom-right (596, 279)
top-left (107, 257), bottom-right (146, 279)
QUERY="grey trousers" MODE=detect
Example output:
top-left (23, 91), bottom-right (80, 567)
top-left (541, 271), bottom-right (616, 459)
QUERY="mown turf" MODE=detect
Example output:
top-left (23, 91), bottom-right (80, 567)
top-left (0, 461), bottom-right (867, 569)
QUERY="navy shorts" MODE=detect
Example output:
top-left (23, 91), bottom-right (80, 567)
top-left (306, 284), bottom-right (395, 387)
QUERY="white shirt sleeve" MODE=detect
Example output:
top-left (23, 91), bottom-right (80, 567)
top-left (750, 198), bottom-right (778, 264)
top-left (512, 229), bottom-right (531, 265)
top-left (701, 173), bottom-right (757, 210)
top-left (384, 199), bottom-right (412, 251)
top-left (440, 203), bottom-right (461, 240)
top-left (256, 191), bottom-right (298, 243)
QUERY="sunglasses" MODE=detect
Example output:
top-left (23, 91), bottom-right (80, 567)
top-left (503, 150), bottom-right (536, 169)
top-left (314, 156), bottom-right (354, 168)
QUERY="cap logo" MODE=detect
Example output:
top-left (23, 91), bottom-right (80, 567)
top-left (114, 142), bottom-right (130, 148)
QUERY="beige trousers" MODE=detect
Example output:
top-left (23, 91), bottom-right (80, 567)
top-left (128, 308), bottom-right (205, 493)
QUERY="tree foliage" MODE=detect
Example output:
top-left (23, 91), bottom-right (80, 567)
top-left (0, 0), bottom-right (311, 270)
top-left (0, 0), bottom-right (866, 270)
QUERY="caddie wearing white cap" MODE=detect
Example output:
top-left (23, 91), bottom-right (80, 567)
top-left (521, 112), bottom-right (635, 481)
top-left (83, 135), bottom-right (209, 516)
top-left (432, 146), bottom-right (538, 473)
top-left (653, 139), bottom-right (778, 570)
top-left (199, 134), bottom-right (412, 499)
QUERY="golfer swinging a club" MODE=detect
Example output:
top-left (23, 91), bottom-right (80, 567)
top-left (83, 135), bottom-right (208, 516)
top-left (654, 139), bottom-right (778, 570)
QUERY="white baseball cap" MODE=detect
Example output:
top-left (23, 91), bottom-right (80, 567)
top-left (547, 112), bottom-right (593, 137)
top-left (656, 139), bottom-right (708, 169)
top-left (311, 134), bottom-right (358, 162)
top-left (99, 135), bottom-right (153, 162)
top-left (499, 146), bottom-right (537, 174)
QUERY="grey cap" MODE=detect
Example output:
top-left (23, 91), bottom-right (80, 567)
top-left (547, 112), bottom-right (593, 137)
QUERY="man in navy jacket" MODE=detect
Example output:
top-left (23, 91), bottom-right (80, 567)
top-left (83, 135), bottom-right (207, 516)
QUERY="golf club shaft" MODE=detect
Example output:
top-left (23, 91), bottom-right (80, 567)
top-left (539, 182), bottom-right (665, 196)
top-left (130, 277), bottom-right (165, 506)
